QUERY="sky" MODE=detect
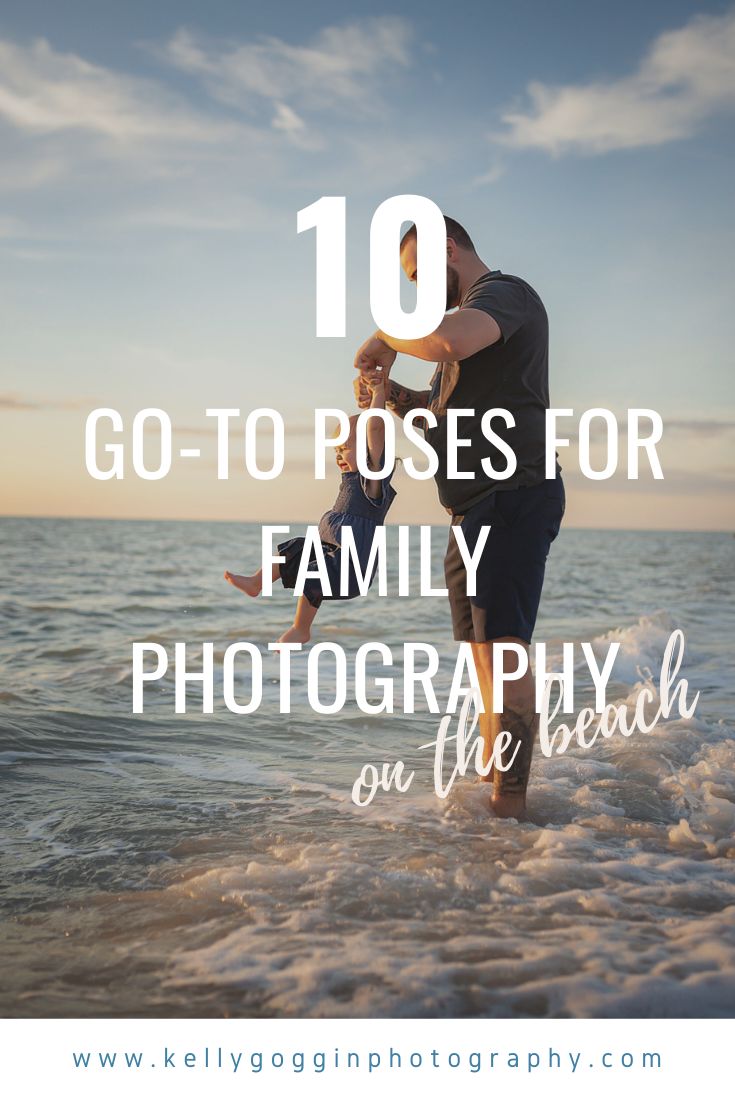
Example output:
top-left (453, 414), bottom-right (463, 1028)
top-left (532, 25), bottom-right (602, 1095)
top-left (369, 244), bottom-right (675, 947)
top-left (0, 0), bottom-right (734, 529)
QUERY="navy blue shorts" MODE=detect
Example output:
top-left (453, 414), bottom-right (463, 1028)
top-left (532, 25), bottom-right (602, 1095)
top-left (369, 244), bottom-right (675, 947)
top-left (444, 477), bottom-right (565, 644)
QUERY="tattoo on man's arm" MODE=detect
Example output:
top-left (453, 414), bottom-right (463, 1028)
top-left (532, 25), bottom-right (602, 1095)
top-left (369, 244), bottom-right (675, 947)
top-left (386, 381), bottom-right (431, 422)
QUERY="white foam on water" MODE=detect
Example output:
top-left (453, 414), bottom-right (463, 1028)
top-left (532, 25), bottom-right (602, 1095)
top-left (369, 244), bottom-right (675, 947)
top-left (590, 610), bottom-right (683, 684)
top-left (162, 735), bottom-right (735, 1014)
top-left (156, 607), bottom-right (735, 1016)
top-left (3, 516), bottom-right (734, 1017)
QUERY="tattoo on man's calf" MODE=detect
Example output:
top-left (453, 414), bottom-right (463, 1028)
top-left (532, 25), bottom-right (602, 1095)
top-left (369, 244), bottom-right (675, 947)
top-left (496, 707), bottom-right (538, 794)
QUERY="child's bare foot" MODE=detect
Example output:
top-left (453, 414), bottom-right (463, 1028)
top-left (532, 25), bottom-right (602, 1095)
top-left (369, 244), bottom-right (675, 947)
top-left (277, 625), bottom-right (311, 644)
top-left (224, 570), bottom-right (261, 597)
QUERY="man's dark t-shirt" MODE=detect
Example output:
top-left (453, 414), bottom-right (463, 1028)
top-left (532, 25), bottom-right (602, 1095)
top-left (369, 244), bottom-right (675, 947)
top-left (424, 270), bottom-right (551, 513)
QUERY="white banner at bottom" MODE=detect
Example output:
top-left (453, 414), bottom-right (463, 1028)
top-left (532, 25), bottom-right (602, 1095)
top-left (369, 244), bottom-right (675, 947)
top-left (2, 1017), bottom-right (727, 1101)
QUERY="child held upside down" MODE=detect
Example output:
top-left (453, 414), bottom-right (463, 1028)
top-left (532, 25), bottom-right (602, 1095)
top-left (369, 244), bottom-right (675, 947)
top-left (224, 370), bottom-right (396, 643)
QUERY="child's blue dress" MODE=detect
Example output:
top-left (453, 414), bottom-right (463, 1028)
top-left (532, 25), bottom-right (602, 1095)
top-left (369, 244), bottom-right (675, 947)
top-left (278, 469), bottom-right (396, 609)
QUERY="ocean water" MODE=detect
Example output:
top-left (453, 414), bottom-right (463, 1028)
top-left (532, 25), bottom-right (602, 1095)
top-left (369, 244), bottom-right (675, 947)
top-left (1, 517), bottom-right (734, 1018)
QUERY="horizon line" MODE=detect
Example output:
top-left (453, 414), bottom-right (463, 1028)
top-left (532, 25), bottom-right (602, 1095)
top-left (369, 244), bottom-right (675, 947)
top-left (0, 512), bottom-right (732, 535)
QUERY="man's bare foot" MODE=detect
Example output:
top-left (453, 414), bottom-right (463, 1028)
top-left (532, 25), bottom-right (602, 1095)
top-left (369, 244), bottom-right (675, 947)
top-left (277, 625), bottom-right (311, 644)
top-left (224, 570), bottom-right (261, 597)
top-left (490, 791), bottom-right (527, 820)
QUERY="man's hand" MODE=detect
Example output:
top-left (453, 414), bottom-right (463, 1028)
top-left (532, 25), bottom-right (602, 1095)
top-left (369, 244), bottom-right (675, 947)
top-left (354, 332), bottom-right (396, 408)
top-left (354, 332), bottom-right (397, 374)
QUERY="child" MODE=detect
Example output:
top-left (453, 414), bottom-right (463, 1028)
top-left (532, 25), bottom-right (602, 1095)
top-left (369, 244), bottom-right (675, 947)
top-left (224, 370), bottom-right (396, 643)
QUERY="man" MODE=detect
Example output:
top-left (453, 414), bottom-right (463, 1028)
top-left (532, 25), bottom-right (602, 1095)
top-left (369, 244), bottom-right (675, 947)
top-left (354, 216), bottom-right (564, 819)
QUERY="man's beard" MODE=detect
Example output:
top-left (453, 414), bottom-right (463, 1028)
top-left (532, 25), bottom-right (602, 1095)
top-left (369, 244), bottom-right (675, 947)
top-left (446, 266), bottom-right (460, 310)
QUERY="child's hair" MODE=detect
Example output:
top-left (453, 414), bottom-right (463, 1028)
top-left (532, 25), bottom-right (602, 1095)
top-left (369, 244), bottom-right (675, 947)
top-left (330, 414), bottom-right (359, 445)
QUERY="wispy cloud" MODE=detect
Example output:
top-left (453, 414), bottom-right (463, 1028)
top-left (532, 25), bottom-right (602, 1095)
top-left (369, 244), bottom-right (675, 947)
top-left (541, 416), bottom-right (735, 444)
top-left (498, 8), bottom-right (735, 154)
top-left (664, 418), bottom-right (735, 437)
top-left (0, 391), bottom-right (92, 411)
top-left (470, 163), bottom-right (506, 187)
top-left (0, 19), bottom-right (423, 231)
top-left (163, 17), bottom-right (411, 120)
top-left (0, 37), bottom-right (236, 144)
top-left (272, 102), bottom-right (306, 135)
top-left (567, 466), bottom-right (735, 499)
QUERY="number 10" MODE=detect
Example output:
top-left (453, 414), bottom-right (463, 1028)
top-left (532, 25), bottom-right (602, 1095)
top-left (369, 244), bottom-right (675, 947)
top-left (297, 195), bottom-right (447, 340)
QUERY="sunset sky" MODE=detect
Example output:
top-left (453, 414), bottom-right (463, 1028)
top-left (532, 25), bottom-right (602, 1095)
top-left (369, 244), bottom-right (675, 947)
top-left (1, 0), bottom-right (734, 529)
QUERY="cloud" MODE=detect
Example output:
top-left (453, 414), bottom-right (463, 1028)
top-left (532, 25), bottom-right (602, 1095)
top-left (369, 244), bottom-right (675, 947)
top-left (163, 17), bottom-right (411, 118)
top-left (0, 37), bottom-right (237, 145)
top-left (565, 417), bottom-right (735, 440)
top-left (470, 163), bottom-right (506, 187)
top-left (562, 465), bottom-right (735, 497)
top-left (0, 392), bottom-right (91, 410)
top-left (498, 8), bottom-right (735, 154)
top-left (664, 418), bottom-right (735, 437)
top-left (0, 36), bottom-right (302, 236)
top-left (0, 20), bottom-right (425, 229)
top-left (272, 102), bottom-right (306, 134)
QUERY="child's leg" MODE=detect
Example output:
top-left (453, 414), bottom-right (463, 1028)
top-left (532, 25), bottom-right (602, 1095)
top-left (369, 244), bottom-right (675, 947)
top-left (224, 561), bottom-right (280, 597)
top-left (278, 595), bottom-right (318, 644)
